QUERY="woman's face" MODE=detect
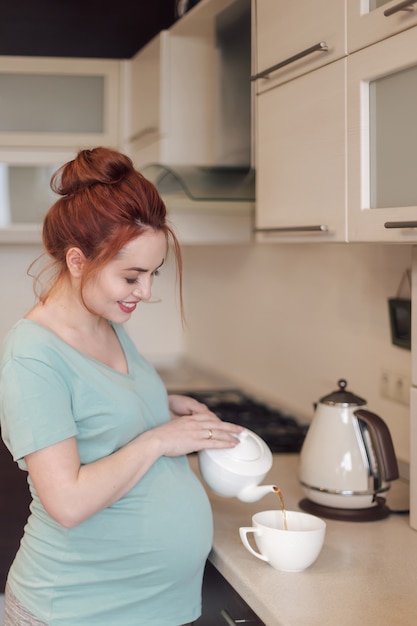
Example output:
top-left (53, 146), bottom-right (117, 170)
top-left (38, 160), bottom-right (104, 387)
top-left (83, 229), bottom-right (167, 322)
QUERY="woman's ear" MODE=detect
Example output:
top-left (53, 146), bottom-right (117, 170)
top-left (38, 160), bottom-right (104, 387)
top-left (66, 247), bottom-right (86, 277)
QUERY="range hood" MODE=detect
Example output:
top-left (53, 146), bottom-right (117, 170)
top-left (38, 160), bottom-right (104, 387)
top-left (141, 164), bottom-right (255, 244)
top-left (141, 163), bottom-right (255, 208)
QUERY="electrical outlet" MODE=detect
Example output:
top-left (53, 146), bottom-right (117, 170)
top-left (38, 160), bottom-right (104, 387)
top-left (380, 370), bottom-right (390, 398)
top-left (380, 369), bottom-right (410, 405)
top-left (392, 373), bottom-right (410, 405)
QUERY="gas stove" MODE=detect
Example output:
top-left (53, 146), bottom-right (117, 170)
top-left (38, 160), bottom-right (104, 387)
top-left (178, 388), bottom-right (309, 453)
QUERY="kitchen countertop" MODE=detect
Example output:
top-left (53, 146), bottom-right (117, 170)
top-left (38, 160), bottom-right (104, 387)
top-left (157, 360), bottom-right (238, 393)
top-left (189, 454), bottom-right (416, 626)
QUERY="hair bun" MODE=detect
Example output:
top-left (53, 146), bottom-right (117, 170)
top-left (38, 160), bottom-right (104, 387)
top-left (51, 147), bottom-right (134, 196)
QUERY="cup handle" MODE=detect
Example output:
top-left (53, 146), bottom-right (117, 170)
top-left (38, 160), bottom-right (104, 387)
top-left (239, 527), bottom-right (268, 562)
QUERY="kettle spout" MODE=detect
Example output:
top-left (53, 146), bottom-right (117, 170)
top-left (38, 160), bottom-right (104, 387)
top-left (237, 484), bottom-right (276, 503)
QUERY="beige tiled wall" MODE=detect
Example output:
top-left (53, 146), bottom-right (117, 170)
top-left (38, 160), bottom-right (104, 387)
top-left (182, 242), bottom-right (412, 463)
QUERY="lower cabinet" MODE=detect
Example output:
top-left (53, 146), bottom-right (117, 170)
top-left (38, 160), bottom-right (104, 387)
top-left (0, 439), bottom-right (31, 590)
top-left (195, 560), bottom-right (265, 625)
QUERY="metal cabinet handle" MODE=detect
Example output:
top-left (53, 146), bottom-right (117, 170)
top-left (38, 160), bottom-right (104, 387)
top-left (129, 126), bottom-right (158, 143)
top-left (220, 608), bottom-right (258, 624)
top-left (220, 609), bottom-right (237, 625)
top-left (251, 42), bottom-right (328, 81)
top-left (255, 225), bottom-right (329, 233)
top-left (384, 0), bottom-right (416, 16)
top-left (384, 220), bottom-right (417, 229)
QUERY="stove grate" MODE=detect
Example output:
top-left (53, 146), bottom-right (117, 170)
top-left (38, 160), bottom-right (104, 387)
top-left (177, 389), bottom-right (309, 453)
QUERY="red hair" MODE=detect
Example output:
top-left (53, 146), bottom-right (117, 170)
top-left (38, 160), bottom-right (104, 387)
top-left (36, 147), bottom-right (183, 314)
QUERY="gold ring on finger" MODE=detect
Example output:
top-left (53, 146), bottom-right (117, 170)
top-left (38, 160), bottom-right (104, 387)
top-left (207, 429), bottom-right (213, 440)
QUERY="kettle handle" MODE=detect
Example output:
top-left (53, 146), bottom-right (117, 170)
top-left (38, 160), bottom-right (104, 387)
top-left (354, 409), bottom-right (399, 482)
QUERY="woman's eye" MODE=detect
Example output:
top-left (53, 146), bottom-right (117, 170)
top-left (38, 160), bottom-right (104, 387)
top-left (125, 269), bottom-right (159, 284)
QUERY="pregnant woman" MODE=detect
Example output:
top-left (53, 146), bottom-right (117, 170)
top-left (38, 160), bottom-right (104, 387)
top-left (0, 147), bottom-right (242, 626)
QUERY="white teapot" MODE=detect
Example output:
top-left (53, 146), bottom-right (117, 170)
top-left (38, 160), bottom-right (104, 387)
top-left (198, 429), bottom-right (275, 502)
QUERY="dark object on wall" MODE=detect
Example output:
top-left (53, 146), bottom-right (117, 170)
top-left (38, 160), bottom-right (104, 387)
top-left (388, 297), bottom-right (412, 350)
top-left (388, 268), bottom-right (412, 350)
top-left (0, 437), bottom-right (31, 591)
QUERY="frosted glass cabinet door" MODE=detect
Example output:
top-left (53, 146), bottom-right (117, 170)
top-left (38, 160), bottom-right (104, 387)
top-left (348, 0), bottom-right (417, 53)
top-left (0, 150), bottom-right (75, 243)
top-left (347, 25), bottom-right (417, 242)
top-left (0, 164), bottom-right (55, 226)
top-left (0, 57), bottom-right (120, 148)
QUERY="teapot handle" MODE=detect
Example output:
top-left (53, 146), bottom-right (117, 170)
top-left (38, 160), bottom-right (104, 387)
top-left (354, 409), bottom-right (399, 482)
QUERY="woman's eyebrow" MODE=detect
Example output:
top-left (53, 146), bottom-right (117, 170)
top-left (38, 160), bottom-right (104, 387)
top-left (125, 259), bottom-right (165, 272)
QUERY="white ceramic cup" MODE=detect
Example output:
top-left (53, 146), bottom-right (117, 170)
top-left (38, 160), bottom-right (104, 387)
top-left (239, 510), bottom-right (326, 573)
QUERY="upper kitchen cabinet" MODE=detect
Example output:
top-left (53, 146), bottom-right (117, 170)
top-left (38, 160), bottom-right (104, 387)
top-left (347, 25), bottom-right (417, 242)
top-left (125, 29), bottom-right (215, 167)
top-left (347, 0), bottom-right (417, 53)
top-left (254, 58), bottom-right (347, 242)
top-left (123, 0), bottom-right (254, 246)
top-left (0, 57), bottom-right (120, 149)
top-left (127, 32), bottom-right (168, 153)
top-left (252, 0), bottom-right (346, 93)
top-left (125, 0), bottom-right (251, 169)
top-left (253, 0), bottom-right (347, 242)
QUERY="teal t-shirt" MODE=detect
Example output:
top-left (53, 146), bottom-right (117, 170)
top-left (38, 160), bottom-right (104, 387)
top-left (0, 320), bottom-right (213, 626)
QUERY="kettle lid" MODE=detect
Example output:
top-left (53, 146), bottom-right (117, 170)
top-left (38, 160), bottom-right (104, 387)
top-left (319, 379), bottom-right (366, 407)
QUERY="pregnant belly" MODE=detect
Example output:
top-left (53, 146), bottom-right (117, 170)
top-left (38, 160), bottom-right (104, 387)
top-left (69, 456), bottom-right (213, 583)
top-left (10, 456), bottom-right (213, 625)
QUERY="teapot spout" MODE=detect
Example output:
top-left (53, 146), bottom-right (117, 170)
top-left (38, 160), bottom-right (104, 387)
top-left (237, 484), bottom-right (276, 503)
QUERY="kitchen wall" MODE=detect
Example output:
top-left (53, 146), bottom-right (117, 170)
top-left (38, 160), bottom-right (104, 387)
top-left (181, 242), bottom-right (412, 465)
top-left (0, 245), bottom-right (42, 332)
top-left (0, 240), bottom-right (412, 465)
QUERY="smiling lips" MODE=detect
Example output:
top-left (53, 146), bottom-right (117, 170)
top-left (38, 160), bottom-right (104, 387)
top-left (118, 301), bottom-right (138, 314)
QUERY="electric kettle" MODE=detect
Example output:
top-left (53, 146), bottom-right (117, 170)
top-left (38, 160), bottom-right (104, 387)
top-left (198, 428), bottom-right (276, 502)
top-left (299, 379), bottom-right (399, 510)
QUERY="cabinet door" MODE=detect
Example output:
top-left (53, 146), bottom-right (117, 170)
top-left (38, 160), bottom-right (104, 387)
top-left (409, 385), bottom-right (417, 531)
top-left (255, 59), bottom-right (346, 242)
top-left (413, 249), bottom-right (417, 387)
top-left (0, 57), bottom-right (119, 149)
top-left (195, 561), bottom-right (265, 625)
top-left (253, 0), bottom-right (346, 92)
top-left (0, 438), bottom-right (31, 591)
top-left (347, 26), bottom-right (417, 242)
top-left (348, 0), bottom-right (417, 53)
top-left (127, 28), bottom-right (218, 168)
top-left (129, 31), bottom-right (169, 147)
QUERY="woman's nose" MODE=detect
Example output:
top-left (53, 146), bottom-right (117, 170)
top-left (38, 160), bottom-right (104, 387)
top-left (132, 276), bottom-right (152, 301)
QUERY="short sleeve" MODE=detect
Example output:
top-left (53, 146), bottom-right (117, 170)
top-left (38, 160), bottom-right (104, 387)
top-left (0, 356), bottom-right (78, 466)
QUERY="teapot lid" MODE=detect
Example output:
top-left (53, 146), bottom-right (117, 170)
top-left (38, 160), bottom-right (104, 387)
top-left (202, 429), bottom-right (272, 476)
top-left (319, 379), bottom-right (366, 407)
